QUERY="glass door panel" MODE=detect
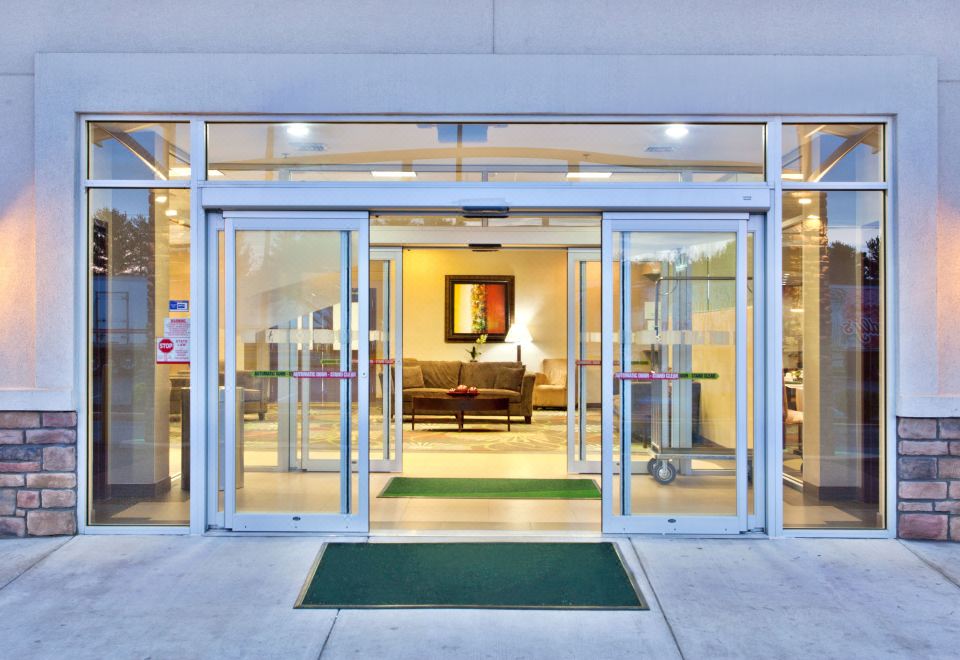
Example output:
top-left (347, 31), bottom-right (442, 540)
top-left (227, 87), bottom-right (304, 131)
top-left (568, 250), bottom-right (602, 472)
top-left (603, 216), bottom-right (748, 534)
top-left (370, 249), bottom-right (402, 472)
top-left (224, 214), bottom-right (369, 532)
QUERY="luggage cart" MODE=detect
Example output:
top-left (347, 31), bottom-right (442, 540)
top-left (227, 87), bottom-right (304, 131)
top-left (647, 444), bottom-right (752, 484)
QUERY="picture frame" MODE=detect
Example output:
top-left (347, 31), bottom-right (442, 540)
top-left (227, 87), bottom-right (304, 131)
top-left (444, 275), bottom-right (515, 343)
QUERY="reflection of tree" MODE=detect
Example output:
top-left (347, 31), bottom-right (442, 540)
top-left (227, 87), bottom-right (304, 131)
top-left (826, 237), bottom-right (880, 285)
top-left (863, 236), bottom-right (880, 283)
top-left (92, 207), bottom-right (156, 276)
top-left (91, 206), bottom-right (157, 396)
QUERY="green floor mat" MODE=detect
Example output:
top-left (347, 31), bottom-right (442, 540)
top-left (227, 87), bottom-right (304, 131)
top-left (378, 477), bottom-right (601, 499)
top-left (296, 542), bottom-right (646, 609)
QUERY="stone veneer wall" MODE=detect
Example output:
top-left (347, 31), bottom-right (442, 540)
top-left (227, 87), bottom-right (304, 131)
top-left (0, 412), bottom-right (77, 537)
top-left (897, 417), bottom-right (960, 541)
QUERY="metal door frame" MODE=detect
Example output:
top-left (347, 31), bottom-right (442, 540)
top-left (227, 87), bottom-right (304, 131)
top-left (223, 211), bottom-right (370, 532)
top-left (601, 213), bottom-right (750, 534)
top-left (567, 248), bottom-right (602, 474)
top-left (370, 247), bottom-right (403, 472)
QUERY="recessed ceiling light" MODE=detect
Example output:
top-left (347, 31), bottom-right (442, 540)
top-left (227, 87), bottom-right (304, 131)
top-left (168, 167), bottom-right (191, 178)
top-left (371, 171), bottom-right (417, 178)
top-left (208, 169), bottom-right (224, 177)
top-left (154, 195), bottom-right (168, 203)
top-left (789, 308), bottom-right (804, 313)
top-left (782, 172), bottom-right (804, 180)
top-left (566, 171), bottom-right (613, 179)
top-left (665, 124), bottom-right (689, 139)
top-left (164, 209), bottom-right (178, 217)
top-left (286, 123), bottom-right (310, 137)
top-left (798, 198), bottom-right (812, 205)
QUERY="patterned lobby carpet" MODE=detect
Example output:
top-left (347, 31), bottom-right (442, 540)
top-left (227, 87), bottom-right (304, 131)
top-left (229, 408), bottom-right (603, 454)
top-left (403, 414), bottom-right (567, 453)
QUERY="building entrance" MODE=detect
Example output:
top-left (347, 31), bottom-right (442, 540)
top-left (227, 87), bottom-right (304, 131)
top-left (214, 210), bottom-right (764, 535)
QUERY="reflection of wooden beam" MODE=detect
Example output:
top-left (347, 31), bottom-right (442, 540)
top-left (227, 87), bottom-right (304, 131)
top-left (98, 126), bottom-right (167, 179)
top-left (812, 132), bottom-right (872, 182)
top-left (209, 145), bottom-right (763, 173)
top-left (90, 124), bottom-right (190, 179)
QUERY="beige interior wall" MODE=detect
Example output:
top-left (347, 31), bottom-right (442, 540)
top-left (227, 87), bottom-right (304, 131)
top-left (402, 249), bottom-right (567, 376)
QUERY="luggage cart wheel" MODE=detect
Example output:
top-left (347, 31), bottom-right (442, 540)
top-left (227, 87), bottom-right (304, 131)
top-left (649, 459), bottom-right (677, 485)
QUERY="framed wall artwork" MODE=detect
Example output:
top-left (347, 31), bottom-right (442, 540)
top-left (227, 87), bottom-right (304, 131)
top-left (444, 275), bottom-right (515, 342)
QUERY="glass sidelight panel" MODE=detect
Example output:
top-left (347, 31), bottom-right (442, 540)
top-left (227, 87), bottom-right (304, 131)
top-left (781, 191), bottom-right (884, 529)
top-left (88, 188), bottom-right (191, 525)
top-left (230, 228), bottom-right (359, 517)
top-left (611, 227), bottom-right (746, 526)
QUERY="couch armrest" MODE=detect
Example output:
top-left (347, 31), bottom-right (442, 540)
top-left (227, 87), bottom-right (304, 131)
top-left (520, 373), bottom-right (537, 413)
top-left (533, 372), bottom-right (547, 387)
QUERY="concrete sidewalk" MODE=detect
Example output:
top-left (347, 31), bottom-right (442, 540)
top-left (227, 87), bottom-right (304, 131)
top-left (0, 536), bottom-right (957, 659)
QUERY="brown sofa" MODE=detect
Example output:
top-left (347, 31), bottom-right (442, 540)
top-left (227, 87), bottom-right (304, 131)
top-left (402, 360), bottom-right (536, 423)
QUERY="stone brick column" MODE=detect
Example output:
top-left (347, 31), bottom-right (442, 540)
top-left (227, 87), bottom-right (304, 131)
top-left (897, 417), bottom-right (960, 541)
top-left (0, 412), bottom-right (78, 537)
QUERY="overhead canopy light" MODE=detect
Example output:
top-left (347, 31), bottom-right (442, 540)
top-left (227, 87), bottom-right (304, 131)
top-left (286, 123), bottom-right (310, 137)
top-left (566, 171), bottom-right (613, 179)
top-left (371, 171), bottom-right (417, 178)
top-left (665, 124), bottom-right (689, 139)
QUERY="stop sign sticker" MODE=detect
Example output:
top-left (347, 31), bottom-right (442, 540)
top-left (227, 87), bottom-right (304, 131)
top-left (156, 335), bottom-right (189, 364)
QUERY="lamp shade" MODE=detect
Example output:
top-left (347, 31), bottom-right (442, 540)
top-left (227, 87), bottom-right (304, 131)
top-left (505, 322), bottom-right (533, 344)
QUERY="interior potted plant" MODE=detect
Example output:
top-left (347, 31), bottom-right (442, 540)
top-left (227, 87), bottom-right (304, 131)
top-left (466, 333), bottom-right (487, 362)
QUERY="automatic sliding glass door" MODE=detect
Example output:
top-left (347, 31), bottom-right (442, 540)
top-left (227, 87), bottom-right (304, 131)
top-left (602, 215), bottom-right (749, 534)
top-left (224, 212), bottom-right (369, 532)
top-left (568, 250), bottom-right (602, 473)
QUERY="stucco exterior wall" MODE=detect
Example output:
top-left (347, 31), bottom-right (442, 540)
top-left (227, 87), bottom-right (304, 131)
top-left (1, 0), bottom-right (958, 416)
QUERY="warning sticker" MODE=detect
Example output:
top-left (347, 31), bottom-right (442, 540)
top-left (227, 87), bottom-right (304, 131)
top-left (157, 317), bottom-right (190, 364)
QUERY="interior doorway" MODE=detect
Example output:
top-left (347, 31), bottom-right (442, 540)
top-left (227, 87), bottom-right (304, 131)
top-left (367, 212), bottom-right (604, 533)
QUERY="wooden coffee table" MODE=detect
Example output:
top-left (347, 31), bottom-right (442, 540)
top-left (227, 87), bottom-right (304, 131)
top-left (411, 395), bottom-right (511, 432)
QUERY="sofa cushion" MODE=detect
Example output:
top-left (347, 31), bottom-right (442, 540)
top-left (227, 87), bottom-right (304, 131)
top-left (418, 361), bottom-right (461, 389)
top-left (461, 361), bottom-right (521, 389)
top-left (405, 388), bottom-right (451, 398)
top-left (494, 366), bottom-right (526, 392)
top-left (478, 388), bottom-right (523, 403)
top-left (403, 365), bottom-right (425, 389)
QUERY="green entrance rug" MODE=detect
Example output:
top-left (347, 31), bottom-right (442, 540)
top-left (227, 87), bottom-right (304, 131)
top-left (378, 477), bottom-right (601, 500)
top-left (296, 542), bottom-right (646, 609)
